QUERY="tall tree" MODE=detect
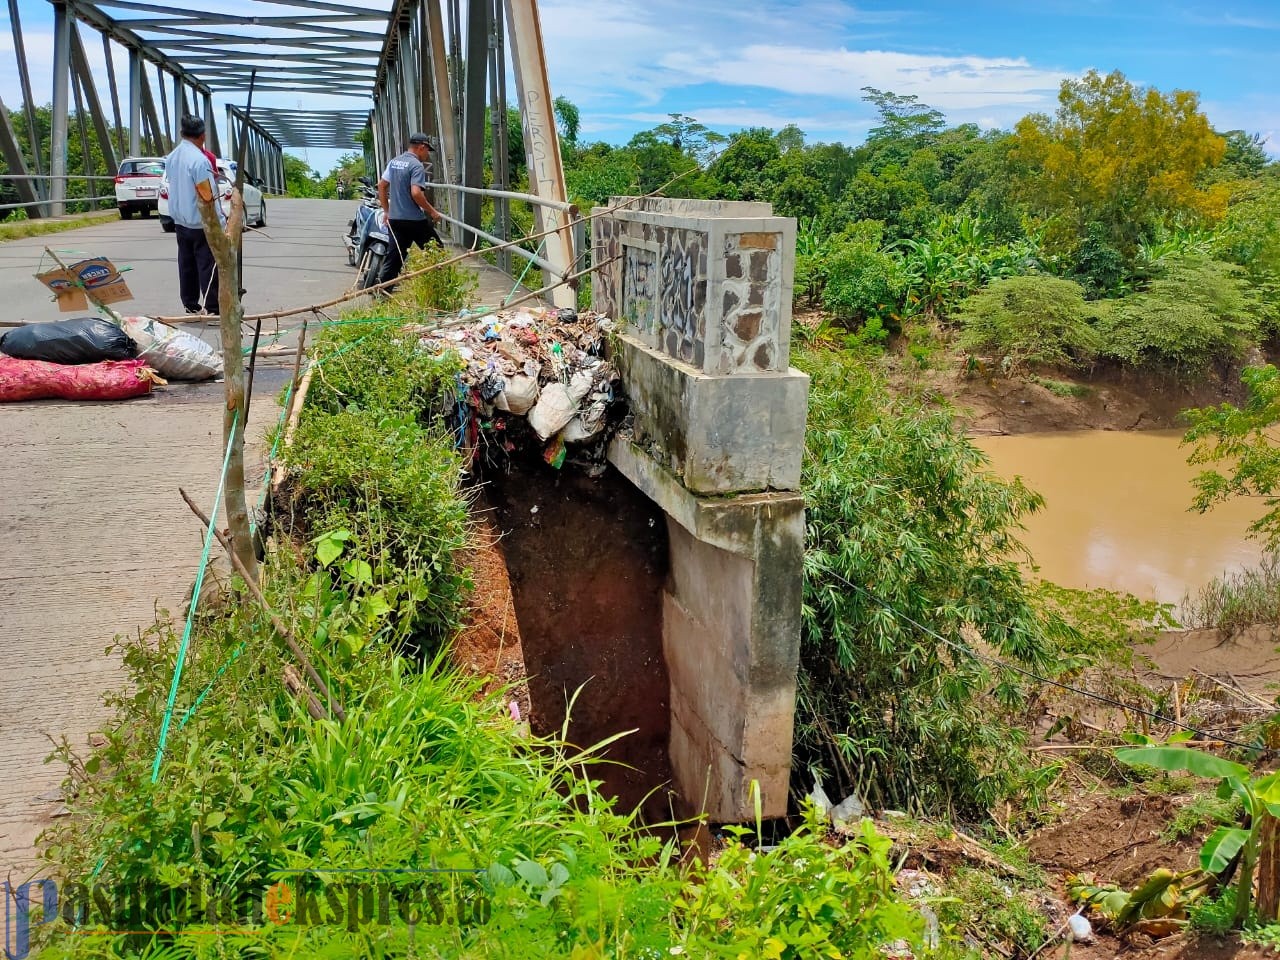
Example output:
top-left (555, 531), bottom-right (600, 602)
top-left (1011, 69), bottom-right (1229, 259)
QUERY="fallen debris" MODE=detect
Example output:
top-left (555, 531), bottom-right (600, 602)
top-left (120, 315), bottom-right (222, 381)
top-left (415, 306), bottom-right (621, 470)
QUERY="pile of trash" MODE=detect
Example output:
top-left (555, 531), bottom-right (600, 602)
top-left (416, 306), bottom-right (620, 470)
top-left (0, 315), bottom-right (221, 403)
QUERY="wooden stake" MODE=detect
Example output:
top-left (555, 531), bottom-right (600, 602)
top-left (179, 486), bottom-right (345, 722)
top-left (271, 361), bottom-right (314, 493)
top-left (195, 178), bottom-right (257, 582)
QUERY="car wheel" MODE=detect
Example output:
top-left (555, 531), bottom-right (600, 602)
top-left (255, 201), bottom-right (266, 228)
top-left (358, 250), bottom-right (384, 291)
top-left (161, 218), bottom-right (175, 234)
top-left (119, 207), bottom-right (133, 220)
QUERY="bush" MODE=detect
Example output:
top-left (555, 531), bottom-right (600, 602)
top-left (1096, 255), bottom-right (1261, 371)
top-left (304, 320), bottom-right (461, 421)
top-left (820, 236), bottom-right (906, 324)
top-left (280, 408), bottom-right (471, 653)
top-left (390, 243), bottom-right (478, 315)
top-left (956, 274), bottom-right (1100, 371)
top-left (795, 345), bottom-right (1074, 817)
top-left (1181, 553), bottom-right (1280, 634)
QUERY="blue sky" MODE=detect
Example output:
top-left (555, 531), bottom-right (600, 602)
top-left (539, 0), bottom-right (1280, 151)
top-left (3, 0), bottom-right (1278, 174)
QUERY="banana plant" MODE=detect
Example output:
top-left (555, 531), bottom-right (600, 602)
top-left (1117, 743), bottom-right (1276, 927)
top-left (1069, 868), bottom-right (1211, 937)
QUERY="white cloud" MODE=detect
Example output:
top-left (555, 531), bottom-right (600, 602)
top-left (660, 45), bottom-right (1071, 111)
top-left (624, 107), bottom-right (844, 130)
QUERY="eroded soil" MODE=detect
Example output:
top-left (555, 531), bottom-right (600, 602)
top-left (469, 458), bottom-right (677, 823)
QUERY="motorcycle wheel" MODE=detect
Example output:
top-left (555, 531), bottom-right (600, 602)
top-left (358, 250), bottom-right (385, 291)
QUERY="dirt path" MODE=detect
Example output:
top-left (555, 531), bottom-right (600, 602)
top-left (0, 386), bottom-right (272, 880)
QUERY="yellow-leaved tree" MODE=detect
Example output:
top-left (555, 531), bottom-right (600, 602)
top-left (1012, 70), bottom-right (1229, 260)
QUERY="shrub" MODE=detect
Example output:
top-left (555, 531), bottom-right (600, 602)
top-left (389, 242), bottom-right (478, 315)
top-left (677, 809), bottom-right (924, 955)
top-left (795, 345), bottom-right (1074, 817)
top-left (304, 320), bottom-right (461, 421)
top-left (956, 274), bottom-right (1100, 371)
top-left (1096, 255), bottom-right (1261, 371)
top-left (1180, 553), bottom-right (1280, 633)
top-left (820, 236), bottom-right (906, 324)
top-left (280, 408), bottom-right (471, 652)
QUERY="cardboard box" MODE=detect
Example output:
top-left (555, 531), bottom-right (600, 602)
top-left (36, 256), bottom-right (133, 312)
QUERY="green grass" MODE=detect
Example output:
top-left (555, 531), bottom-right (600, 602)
top-left (1180, 552), bottom-right (1280, 634)
top-left (1160, 791), bottom-right (1243, 842)
top-left (0, 208), bottom-right (120, 242)
top-left (1032, 376), bottom-right (1091, 398)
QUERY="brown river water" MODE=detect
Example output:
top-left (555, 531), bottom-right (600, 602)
top-left (975, 430), bottom-right (1264, 606)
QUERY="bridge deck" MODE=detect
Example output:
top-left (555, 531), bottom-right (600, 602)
top-left (0, 199), bottom-right (531, 876)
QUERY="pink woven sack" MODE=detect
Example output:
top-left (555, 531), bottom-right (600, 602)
top-left (0, 356), bottom-right (163, 402)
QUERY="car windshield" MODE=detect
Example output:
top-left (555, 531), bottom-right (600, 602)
top-left (121, 160), bottom-right (164, 176)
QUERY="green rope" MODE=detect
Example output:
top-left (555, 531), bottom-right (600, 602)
top-left (504, 241), bottom-right (545, 305)
top-left (150, 410), bottom-right (239, 783)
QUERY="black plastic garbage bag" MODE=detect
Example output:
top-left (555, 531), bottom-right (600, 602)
top-left (0, 317), bottom-right (137, 364)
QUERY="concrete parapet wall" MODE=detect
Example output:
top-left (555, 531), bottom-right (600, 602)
top-left (593, 197), bottom-right (797, 377)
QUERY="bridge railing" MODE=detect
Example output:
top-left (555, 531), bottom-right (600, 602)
top-left (424, 181), bottom-right (588, 291)
top-left (0, 174), bottom-right (118, 214)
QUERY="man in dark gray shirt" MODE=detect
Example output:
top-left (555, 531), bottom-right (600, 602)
top-left (377, 132), bottom-right (444, 286)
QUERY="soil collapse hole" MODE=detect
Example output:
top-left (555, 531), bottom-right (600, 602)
top-left (475, 457), bottom-right (676, 822)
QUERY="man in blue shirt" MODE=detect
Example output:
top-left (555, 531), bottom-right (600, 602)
top-left (377, 132), bottom-right (443, 286)
top-left (165, 115), bottom-right (222, 314)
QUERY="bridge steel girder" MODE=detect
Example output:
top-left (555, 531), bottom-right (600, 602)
top-left (371, 0), bottom-right (573, 305)
top-left (49, 2), bottom-right (72, 214)
top-left (226, 105), bottom-right (285, 196)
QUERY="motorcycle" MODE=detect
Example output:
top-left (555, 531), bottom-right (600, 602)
top-left (343, 177), bottom-right (392, 290)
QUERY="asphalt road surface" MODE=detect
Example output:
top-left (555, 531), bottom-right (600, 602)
top-left (0, 197), bottom-right (359, 323)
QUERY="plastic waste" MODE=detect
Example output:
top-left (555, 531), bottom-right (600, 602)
top-left (495, 375), bottom-right (539, 415)
top-left (831, 792), bottom-right (866, 826)
top-left (119, 316), bottom-right (222, 381)
top-left (808, 779), bottom-right (833, 818)
top-left (0, 356), bottom-right (162, 402)
top-left (562, 416), bottom-right (599, 444)
top-left (1067, 914), bottom-right (1093, 941)
top-left (0, 317), bottom-right (136, 365)
top-left (567, 370), bottom-right (594, 404)
top-left (528, 382), bottom-right (576, 440)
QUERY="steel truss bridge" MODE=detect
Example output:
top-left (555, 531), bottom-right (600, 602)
top-left (1, 0), bottom-right (576, 306)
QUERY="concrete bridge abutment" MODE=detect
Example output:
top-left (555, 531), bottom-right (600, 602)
top-left (593, 198), bottom-right (808, 822)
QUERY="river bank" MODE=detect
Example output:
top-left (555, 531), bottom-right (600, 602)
top-left (920, 357), bottom-right (1252, 436)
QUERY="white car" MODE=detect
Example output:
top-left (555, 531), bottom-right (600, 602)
top-left (114, 157), bottom-right (165, 219)
top-left (158, 158), bottom-right (266, 232)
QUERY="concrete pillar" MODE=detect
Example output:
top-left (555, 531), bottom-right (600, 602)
top-left (596, 197), bottom-right (807, 822)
